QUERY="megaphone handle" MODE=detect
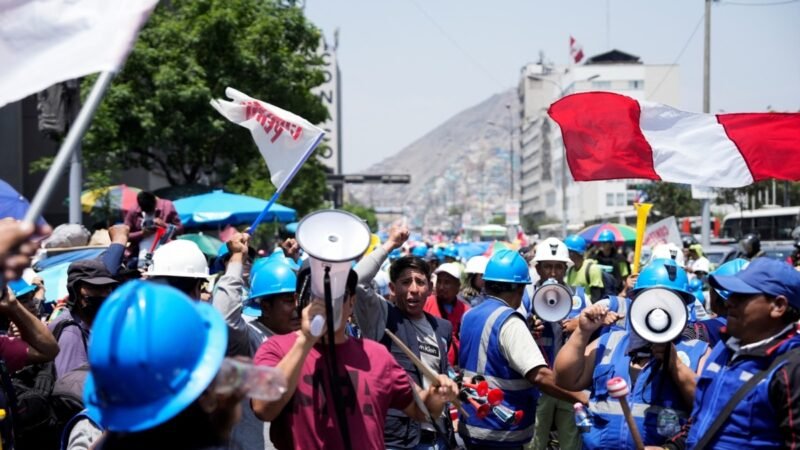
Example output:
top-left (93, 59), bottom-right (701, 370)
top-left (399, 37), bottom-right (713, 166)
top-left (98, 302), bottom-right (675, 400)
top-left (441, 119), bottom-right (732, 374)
top-left (618, 397), bottom-right (645, 450)
top-left (310, 315), bottom-right (325, 337)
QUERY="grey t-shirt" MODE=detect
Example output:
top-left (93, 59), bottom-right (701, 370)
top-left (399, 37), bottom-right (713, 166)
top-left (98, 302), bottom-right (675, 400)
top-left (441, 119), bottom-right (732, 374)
top-left (409, 316), bottom-right (442, 431)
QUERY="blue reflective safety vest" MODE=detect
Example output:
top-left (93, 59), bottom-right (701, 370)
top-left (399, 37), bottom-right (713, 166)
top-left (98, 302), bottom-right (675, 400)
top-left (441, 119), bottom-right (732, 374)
top-left (686, 327), bottom-right (800, 450)
top-left (459, 297), bottom-right (539, 447)
top-left (583, 329), bottom-right (708, 449)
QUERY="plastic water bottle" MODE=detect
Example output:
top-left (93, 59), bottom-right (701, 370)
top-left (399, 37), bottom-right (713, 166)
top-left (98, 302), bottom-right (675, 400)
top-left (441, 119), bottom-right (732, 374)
top-left (573, 402), bottom-right (593, 433)
top-left (215, 358), bottom-right (287, 401)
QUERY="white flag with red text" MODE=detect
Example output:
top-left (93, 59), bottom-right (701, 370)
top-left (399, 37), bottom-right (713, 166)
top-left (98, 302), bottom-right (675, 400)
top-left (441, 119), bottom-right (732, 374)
top-left (570, 36), bottom-right (584, 64)
top-left (211, 87), bottom-right (325, 193)
top-left (0, 0), bottom-right (159, 108)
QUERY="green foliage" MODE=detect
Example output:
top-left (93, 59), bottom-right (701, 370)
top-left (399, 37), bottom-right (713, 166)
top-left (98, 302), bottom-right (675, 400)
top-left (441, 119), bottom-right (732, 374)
top-left (641, 182), bottom-right (701, 217)
top-left (716, 181), bottom-right (800, 209)
top-left (490, 215), bottom-right (506, 226)
top-left (82, 0), bottom-right (328, 195)
top-left (341, 202), bottom-right (378, 232)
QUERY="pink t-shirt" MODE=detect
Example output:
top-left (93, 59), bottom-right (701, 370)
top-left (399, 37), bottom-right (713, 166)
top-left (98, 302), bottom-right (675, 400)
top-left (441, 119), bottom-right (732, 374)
top-left (0, 336), bottom-right (28, 372)
top-left (254, 333), bottom-right (415, 450)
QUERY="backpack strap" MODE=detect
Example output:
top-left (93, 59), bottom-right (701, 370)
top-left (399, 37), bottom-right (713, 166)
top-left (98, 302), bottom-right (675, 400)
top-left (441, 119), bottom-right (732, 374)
top-left (694, 348), bottom-right (800, 450)
top-left (53, 319), bottom-right (89, 353)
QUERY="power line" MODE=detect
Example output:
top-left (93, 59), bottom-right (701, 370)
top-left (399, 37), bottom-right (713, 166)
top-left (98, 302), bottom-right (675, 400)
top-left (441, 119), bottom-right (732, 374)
top-left (720, 0), bottom-right (798, 5)
top-left (647, 13), bottom-right (705, 100)
top-left (404, 0), bottom-right (505, 89)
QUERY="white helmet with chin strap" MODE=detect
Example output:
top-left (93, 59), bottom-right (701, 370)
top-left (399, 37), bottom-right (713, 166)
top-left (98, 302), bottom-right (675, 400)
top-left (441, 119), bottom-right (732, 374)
top-left (147, 240), bottom-right (210, 278)
top-left (532, 237), bottom-right (573, 267)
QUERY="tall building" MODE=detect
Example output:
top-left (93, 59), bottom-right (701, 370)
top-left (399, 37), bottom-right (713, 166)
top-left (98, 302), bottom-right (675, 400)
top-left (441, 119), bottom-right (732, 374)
top-left (517, 49), bottom-right (679, 229)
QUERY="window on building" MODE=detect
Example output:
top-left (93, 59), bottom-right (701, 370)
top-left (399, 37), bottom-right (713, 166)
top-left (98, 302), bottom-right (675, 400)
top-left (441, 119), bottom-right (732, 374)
top-left (627, 191), bottom-right (637, 203)
top-left (629, 80), bottom-right (644, 90)
top-left (617, 193), bottom-right (625, 206)
top-left (606, 193), bottom-right (614, 206)
top-left (592, 80), bottom-right (611, 90)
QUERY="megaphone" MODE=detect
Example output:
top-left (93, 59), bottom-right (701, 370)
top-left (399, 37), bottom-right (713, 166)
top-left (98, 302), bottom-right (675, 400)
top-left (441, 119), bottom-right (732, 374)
top-left (295, 210), bottom-right (371, 336)
top-left (629, 288), bottom-right (688, 343)
top-left (532, 279), bottom-right (573, 322)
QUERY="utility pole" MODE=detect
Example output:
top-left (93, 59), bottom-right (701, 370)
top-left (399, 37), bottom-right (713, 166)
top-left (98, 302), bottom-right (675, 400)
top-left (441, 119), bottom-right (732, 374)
top-left (700, 0), bottom-right (712, 247)
top-left (506, 104), bottom-right (514, 200)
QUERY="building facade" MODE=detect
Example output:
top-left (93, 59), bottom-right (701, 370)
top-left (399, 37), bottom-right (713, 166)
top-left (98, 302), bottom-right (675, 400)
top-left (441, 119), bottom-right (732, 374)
top-left (517, 50), bottom-right (680, 229)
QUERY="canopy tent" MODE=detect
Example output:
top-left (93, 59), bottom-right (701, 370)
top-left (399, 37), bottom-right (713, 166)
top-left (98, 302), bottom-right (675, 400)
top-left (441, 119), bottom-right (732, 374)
top-left (174, 190), bottom-right (296, 227)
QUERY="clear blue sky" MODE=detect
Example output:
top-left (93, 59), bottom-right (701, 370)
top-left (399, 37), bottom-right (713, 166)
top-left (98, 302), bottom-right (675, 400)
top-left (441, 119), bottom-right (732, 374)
top-left (304, 0), bottom-right (800, 173)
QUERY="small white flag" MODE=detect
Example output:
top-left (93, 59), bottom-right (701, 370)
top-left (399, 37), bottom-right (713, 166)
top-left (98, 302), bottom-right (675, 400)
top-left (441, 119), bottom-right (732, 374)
top-left (211, 87), bottom-right (325, 193)
top-left (0, 0), bottom-right (159, 108)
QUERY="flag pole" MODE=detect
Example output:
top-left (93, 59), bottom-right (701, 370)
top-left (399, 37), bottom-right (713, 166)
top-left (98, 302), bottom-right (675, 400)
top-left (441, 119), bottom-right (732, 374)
top-left (24, 71), bottom-right (116, 225)
top-left (246, 132), bottom-right (326, 233)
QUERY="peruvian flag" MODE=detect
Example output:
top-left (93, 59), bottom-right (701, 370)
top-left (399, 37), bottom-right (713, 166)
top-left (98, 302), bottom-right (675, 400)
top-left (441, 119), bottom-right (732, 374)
top-left (548, 92), bottom-right (800, 188)
top-left (570, 36), bottom-right (584, 64)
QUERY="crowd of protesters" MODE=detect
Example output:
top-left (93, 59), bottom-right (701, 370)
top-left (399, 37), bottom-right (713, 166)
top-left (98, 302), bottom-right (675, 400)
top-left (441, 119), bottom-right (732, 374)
top-left (0, 185), bottom-right (798, 450)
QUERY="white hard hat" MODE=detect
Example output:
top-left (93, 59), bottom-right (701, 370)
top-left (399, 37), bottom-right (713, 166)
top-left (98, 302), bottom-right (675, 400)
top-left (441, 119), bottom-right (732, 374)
top-left (532, 237), bottom-right (573, 267)
top-left (692, 257), bottom-right (711, 274)
top-left (435, 263), bottom-right (463, 282)
top-left (650, 242), bottom-right (685, 267)
top-left (465, 256), bottom-right (489, 275)
top-left (147, 240), bottom-right (210, 278)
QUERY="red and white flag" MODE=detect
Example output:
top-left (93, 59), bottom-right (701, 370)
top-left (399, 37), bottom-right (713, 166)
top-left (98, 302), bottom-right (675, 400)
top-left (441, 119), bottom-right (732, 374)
top-left (0, 0), bottom-right (159, 108)
top-left (211, 87), bottom-right (325, 193)
top-left (548, 92), bottom-right (800, 188)
top-left (569, 36), bottom-right (584, 64)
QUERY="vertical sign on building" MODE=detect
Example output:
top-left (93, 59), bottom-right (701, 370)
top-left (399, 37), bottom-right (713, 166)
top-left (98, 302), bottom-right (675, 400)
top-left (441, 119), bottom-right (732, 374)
top-left (311, 32), bottom-right (341, 174)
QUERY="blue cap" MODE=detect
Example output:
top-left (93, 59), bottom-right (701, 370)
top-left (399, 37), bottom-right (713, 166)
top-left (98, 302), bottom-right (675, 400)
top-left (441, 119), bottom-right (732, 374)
top-left (710, 258), bottom-right (800, 308)
top-left (597, 229), bottom-right (616, 244)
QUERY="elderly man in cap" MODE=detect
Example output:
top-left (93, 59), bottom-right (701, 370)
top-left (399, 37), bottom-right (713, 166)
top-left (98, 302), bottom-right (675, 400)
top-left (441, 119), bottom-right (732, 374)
top-left (663, 258), bottom-right (800, 450)
top-left (49, 259), bottom-right (118, 378)
top-left (424, 262), bottom-right (471, 367)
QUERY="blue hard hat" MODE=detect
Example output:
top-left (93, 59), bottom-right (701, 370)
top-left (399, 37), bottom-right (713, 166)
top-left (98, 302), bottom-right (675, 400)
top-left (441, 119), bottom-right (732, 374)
top-left (443, 245), bottom-right (459, 259)
top-left (631, 258), bottom-right (694, 303)
top-left (564, 235), bottom-right (587, 255)
top-left (483, 249), bottom-right (532, 284)
top-left (244, 261), bottom-right (297, 317)
top-left (84, 280), bottom-right (227, 432)
top-left (388, 248), bottom-right (403, 261)
top-left (688, 277), bottom-right (703, 292)
top-left (434, 247), bottom-right (446, 261)
top-left (8, 279), bottom-right (36, 298)
top-left (709, 258), bottom-right (748, 300)
top-left (411, 245), bottom-right (428, 258)
top-left (597, 230), bottom-right (616, 244)
top-left (267, 249), bottom-right (300, 271)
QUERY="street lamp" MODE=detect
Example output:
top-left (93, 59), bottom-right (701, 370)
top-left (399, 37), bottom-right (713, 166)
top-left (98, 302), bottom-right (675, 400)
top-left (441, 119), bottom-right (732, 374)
top-left (528, 74), bottom-right (599, 237)
top-left (487, 104), bottom-right (516, 201)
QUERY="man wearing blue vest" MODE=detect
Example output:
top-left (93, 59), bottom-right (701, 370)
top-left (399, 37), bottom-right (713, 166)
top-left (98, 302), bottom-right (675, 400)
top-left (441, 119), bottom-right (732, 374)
top-left (459, 249), bottom-right (588, 450)
top-left (663, 257), bottom-right (800, 450)
top-left (554, 259), bottom-right (710, 449)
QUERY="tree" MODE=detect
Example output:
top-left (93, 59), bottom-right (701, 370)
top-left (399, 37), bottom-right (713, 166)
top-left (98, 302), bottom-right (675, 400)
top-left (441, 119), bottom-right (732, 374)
top-left (82, 0), bottom-right (328, 190)
top-left (641, 182), bottom-right (701, 217)
top-left (341, 203), bottom-right (378, 232)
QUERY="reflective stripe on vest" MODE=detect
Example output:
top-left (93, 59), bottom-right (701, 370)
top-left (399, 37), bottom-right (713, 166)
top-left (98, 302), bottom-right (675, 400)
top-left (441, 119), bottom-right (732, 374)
top-left (462, 422), bottom-right (536, 442)
top-left (462, 370), bottom-right (533, 391)
top-left (476, 306), bottom-right (508, 373)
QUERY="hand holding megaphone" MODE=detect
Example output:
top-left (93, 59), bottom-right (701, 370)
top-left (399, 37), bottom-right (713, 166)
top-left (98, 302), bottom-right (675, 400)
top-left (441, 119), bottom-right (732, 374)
top-left (301, 299), bottom-right (328, 340)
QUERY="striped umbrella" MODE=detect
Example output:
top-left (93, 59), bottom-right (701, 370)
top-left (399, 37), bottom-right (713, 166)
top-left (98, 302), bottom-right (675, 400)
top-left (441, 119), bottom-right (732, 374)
top-left (81, 184), bottom-right (141, 215)
top-left (579, 223), bottom-right (637, 244)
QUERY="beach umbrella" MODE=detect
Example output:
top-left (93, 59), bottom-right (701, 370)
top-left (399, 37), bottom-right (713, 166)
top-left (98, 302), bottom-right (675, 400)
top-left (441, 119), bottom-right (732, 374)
top-left (80, 184), bottom-right (141, 215)
top-left (579, 223), bottom-right (637, 244)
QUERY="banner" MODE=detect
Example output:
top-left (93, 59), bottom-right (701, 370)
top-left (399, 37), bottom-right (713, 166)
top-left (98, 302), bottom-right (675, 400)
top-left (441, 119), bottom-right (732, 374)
top-left (0, 0), bottom-right (159, 108)
top-left (211, 87), bottom-right (325, 193)
top-left (643, 216), bottom-right (682, 247)
top-left (505, 201), bottom-right (520, 226)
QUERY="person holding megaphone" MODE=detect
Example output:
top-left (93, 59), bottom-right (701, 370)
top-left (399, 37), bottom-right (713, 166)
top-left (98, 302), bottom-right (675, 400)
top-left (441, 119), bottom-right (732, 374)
top-left (458, 248), bottom-right (588, 449)
top-left (554, 259), bottom-right (711, 449)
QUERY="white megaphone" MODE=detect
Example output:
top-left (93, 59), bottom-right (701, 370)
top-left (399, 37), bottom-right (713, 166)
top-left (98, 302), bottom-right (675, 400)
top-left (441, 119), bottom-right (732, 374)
top-left (295, 210), bottom-right (371, 337)
top-left (532, 279), bottom-right (573, 322)
top-left (629, 288), bottom-right (688, 344)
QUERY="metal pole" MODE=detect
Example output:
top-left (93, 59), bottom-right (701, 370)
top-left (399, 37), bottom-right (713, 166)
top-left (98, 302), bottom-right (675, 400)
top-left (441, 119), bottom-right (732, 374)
top-left (24, 71), bottom-right (116, 225)
top-left (68, 146), bottom-right (82, 224)
top-left (700, 0), bottom-right (712, 246)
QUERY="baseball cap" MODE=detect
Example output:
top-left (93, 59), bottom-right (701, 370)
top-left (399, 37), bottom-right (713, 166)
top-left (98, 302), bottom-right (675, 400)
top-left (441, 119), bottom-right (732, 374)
top-left (8, 279), bottom-right (36, 298)
top-left (709, 258), bottom-right (800, 308)
top-left (434, 263), bottom-right (462, 282)
top-left (67, 259), bottom-right (118, 290)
